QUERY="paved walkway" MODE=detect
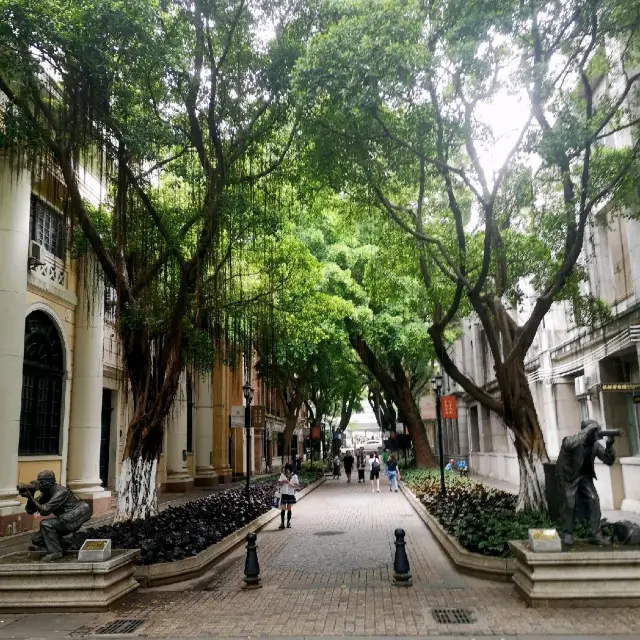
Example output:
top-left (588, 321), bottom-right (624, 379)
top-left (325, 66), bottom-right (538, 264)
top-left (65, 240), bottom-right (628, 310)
top-left (1, 478), bottom-right (640, 638)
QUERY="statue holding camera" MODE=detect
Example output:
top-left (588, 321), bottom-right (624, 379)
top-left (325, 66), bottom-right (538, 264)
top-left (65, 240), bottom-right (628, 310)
top-left (17, 471), bottom-right (92, 562)
top-left (555, 420), bottom-right (623, 547)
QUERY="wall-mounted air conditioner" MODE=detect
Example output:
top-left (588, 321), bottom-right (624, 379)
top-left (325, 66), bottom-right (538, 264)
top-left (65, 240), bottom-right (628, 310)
top-left (28, 241), bottom-right (44, 268)
top-left (574, 375), bottom-right (590, 397)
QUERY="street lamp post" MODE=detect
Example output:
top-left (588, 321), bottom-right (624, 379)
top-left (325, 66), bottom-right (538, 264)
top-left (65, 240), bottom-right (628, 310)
top-left (243, 380), bottom-right (254, 504)
top-left (431, 374), bottom-right (446, 498)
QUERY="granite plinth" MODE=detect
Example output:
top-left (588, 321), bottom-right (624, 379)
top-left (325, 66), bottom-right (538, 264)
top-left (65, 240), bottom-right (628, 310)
top-left (509, 539), bottom-right (640, 608)
top-left (0, 549), bottom-right (139, 612)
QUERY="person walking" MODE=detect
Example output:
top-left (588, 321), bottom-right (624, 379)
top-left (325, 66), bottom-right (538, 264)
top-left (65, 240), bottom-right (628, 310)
top-left (387, 453), bottom-right (399, 492)
top-left (278, 462), bottom-right (299, 529)
top-left (356, 447), bottom-right (366, 483)
top-left (369, 453), bottom-right (381, 493)
top-left (343, 450), bottom-right (355, 483)
top-left (332, 454), bottom-right (341, 479)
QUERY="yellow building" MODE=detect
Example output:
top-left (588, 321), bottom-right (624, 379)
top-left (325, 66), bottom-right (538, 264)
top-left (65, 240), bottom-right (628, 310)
top-left (0, 155), bottom-right (304, 538)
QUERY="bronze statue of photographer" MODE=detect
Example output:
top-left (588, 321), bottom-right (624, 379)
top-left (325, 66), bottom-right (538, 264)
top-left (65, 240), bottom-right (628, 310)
top-left (17, 470), bottom-right (92, 561)
top-left (556, 420), bottom-right (623, 547)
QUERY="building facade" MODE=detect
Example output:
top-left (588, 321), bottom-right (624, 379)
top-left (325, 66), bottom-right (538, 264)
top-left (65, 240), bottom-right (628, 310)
top-left (0, 155), bottom-right (305, 537)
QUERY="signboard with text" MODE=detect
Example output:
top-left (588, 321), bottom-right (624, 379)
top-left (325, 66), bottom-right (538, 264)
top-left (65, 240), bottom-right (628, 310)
top-left (230, 405), bottom-right (244, 427)
top-left (251, 405), bottom-right (265, 429)
top-left (601, 383), bottom-right (640, 392)
top-left (440, 395), bottom-right (458, 420)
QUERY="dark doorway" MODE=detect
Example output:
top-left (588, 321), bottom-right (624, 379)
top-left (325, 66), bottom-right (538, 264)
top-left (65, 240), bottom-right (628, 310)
top-left (100, 389), bottom-right (113, 487)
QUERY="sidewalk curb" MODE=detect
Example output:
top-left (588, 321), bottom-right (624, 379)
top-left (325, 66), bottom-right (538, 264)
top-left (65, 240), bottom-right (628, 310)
top-left (136, 476), bottom-right (326, 587)
top-left (400, 482), bottom-right (514, 581)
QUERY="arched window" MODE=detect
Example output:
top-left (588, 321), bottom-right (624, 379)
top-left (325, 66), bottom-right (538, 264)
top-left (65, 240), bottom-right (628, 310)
top-left (19, 311), bottom-right (64, 456)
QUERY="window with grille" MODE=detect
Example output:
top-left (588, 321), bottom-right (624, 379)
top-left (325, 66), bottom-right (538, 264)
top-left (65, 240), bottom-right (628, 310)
top-left (104, 286), bottom-right (117, 324)
top-left (19, 311), bottom-right (64, 456)
top-left (30, 195), bottom-right (66, 260)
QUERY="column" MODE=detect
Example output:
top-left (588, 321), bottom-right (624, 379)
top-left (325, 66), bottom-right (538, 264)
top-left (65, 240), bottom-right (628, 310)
top-left (457, 405), bottom-right (470, 457)
top-left (0, 155), bottom-right (30, 534)
top-left (67, 253), bottom-right (111, 514)
top-left (165, 371), bottom-right (194, 492)
top-left (212, 359), bottom-right (232, 482)
top-left (194, 371), bottom-right (217, 486)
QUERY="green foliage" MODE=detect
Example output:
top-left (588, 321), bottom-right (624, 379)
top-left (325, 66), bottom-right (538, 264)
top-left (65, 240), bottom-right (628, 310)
top-left (402, 470), bottom-right (550, 557)
top-left (402, 469), bottom-right (614, 556)
top-left (300, 461), bottom-right (325, 474)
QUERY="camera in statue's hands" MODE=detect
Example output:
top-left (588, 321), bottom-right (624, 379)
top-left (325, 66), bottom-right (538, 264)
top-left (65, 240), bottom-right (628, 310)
top-left (17, 481), bottom-right (39, 497)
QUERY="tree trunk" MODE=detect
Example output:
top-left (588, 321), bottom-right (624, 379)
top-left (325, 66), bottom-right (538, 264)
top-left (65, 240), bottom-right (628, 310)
top-left (349, 331), bottom-right (435, 465)
top-left (114, 315), bottom-right (185, 521)
top-left (283, 412), bottom-right (298, 463)
top-left (394, 379), bottom-right (436, 468)
top-left (501, 367), bottom-right (548, 511)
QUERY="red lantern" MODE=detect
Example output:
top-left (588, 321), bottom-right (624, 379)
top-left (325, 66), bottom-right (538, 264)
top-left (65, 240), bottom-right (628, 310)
top-left (311, 425), bottom-right (321, 440)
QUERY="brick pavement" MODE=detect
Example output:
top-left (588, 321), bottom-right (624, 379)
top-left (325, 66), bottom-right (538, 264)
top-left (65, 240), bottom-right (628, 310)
top-left (2, 477), bottom-right (640, 638)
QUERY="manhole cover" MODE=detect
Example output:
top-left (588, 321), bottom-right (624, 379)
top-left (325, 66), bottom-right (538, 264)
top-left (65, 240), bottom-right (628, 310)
top-left (94, 619), bottom-right (145, 635)
top-left (432, 608), bottom-right (474, 624)
top-left (314, 531), bottom-right (346, 536)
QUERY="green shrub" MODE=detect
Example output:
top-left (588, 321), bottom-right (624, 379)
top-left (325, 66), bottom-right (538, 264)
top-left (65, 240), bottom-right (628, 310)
top-left (300, 460), bottom-right (325, 473)
top-left (401, 467), bottom-right (609, 558)
top-left (397, 456), bottom-right (416, 470)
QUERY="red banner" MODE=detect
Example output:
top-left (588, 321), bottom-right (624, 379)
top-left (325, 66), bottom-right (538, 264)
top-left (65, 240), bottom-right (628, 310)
top-left (440, 395), bottom-right (458, 419)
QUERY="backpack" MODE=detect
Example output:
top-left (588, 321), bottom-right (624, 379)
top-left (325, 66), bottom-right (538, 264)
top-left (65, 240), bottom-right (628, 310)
top-left (372, 459), bottom-right (380, 473)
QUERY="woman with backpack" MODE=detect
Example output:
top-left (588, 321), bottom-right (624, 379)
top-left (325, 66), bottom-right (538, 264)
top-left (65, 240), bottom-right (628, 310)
top-left (369, 453), bottom-right (381, 492)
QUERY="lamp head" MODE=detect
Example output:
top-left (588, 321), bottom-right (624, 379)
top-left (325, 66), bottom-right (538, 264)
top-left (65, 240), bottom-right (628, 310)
top-left (431, 374), bottom-right (443, 392)
top-left (242, 380), bottom-right (253, 403)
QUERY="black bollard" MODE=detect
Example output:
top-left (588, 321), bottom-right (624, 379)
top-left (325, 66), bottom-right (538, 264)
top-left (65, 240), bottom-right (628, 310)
top-left (243, 532), bottom-right (262, 590)
top-left (392, 528), bottom-right (412, 587)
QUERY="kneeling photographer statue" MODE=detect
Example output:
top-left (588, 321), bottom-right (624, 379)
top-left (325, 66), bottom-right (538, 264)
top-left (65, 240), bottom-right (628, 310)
top-left (17, 470), bottom-right (92, 562)
top-left (556, 420), bottom-right (623, 547)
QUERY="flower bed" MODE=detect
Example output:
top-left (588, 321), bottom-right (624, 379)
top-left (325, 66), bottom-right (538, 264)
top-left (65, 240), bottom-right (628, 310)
top-left (402, 469), bottom-right (613, 558)
top-left (70, 472), bottom-right (321, 565)
top-left (401, 469), bottom-right (553, 558)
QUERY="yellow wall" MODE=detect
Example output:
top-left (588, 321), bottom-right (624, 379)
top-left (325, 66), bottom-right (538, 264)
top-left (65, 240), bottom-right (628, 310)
top-left (17, 460), bottom-right (63, 505)
top-left (18, 460), bottom-right (63, 484)
top-left (187, 452), bottom-right (195, 478)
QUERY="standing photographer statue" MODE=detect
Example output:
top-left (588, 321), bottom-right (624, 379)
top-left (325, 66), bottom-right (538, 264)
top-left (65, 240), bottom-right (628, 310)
top-left (556, 420), bottom-right (623, 547)
top-left (17, 470), bottom-right (92, 562)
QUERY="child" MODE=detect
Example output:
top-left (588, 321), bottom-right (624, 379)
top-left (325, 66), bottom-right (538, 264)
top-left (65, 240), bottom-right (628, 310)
top-left (278, 462), bottom-right (299, 529)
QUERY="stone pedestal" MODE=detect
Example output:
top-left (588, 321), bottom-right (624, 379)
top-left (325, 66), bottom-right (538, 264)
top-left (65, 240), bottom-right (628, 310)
top-left (166, 372), bottom-right (194, 493)
top-left (67, 253), bottom-right (111, 514)
top-left (194, 372), bottom-right (217, 486)
top-left (509, 539), bottom-right (640, 607)
top-left (0, 156), bottom-right (31, 536)
top-left (0, 549), bottom-right (140, 611)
